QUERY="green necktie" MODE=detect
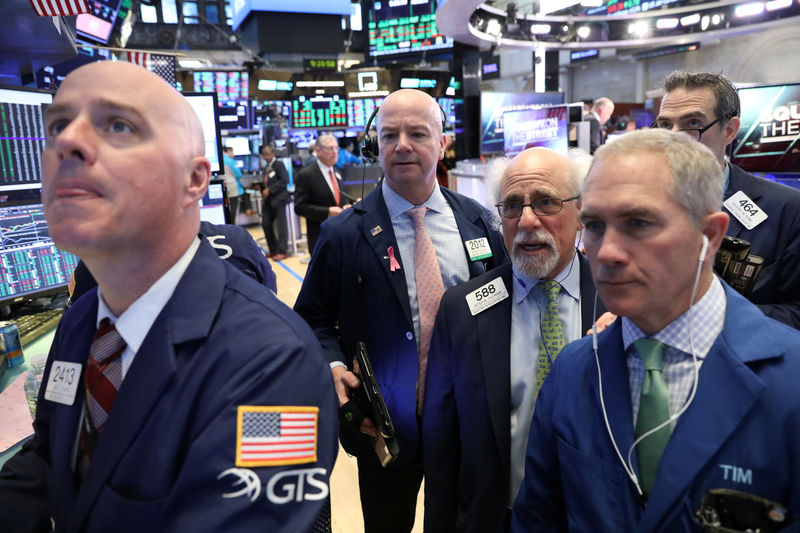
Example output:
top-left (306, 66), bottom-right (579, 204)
top-left (634, 338), bottom-right (672, 494)
top-left (536, 280), bottom-right (565, 395)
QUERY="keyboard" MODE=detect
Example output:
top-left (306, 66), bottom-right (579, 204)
top-left (12, 308), bottom-right (64, 346)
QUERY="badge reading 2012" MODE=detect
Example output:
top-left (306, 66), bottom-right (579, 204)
top-left (465, 277), bottom-right (509, 316)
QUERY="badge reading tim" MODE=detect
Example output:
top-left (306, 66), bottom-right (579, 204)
top-left (236, 406), bottom-right (319, 467)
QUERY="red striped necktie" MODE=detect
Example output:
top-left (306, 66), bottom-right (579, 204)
top-left (81, 318), bottom-right (125, 464)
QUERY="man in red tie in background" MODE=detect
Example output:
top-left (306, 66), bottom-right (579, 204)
top-left (295, 89), bottom-right (506, 532)
top-left (294, 134), bottom-right (350, 256)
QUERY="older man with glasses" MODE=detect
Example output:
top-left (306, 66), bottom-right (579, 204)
top-left (651, 71), bottom-right (800, 329)
top-left (422, 146), bottom-right (613, 533)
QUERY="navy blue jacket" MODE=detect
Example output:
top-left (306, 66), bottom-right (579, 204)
top-left (0, 239), bottom-right (338, 532)
top-left (726, 165), bottom-right (800, 329)
top-left (423, 255), bottom-right (605, 533)
top-left (512, 284), bottom-right (800, 532)
top-left (294, 185), bottom-right (506, 467)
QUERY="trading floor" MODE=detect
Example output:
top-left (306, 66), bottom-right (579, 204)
top-left (246, 226), bottom-right (425, 533)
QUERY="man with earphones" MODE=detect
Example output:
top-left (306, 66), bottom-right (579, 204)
top-left (512, 129), bottom-right (800, 531)
top-left (294, 89), bottom-right (505, 532)
top-left (422, 147), bottom-right (612, 533)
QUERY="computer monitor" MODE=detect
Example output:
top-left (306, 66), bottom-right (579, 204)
top-left (183, 92), bottom-right (225, 175)
top-left (481, 91), bottom-right (565, 154)
top-left (199, 179), bottom-right (229, 225)
top-left (502, 105), bottom-right (569, 157)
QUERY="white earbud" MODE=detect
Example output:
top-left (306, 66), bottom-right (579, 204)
top-left (699, 234), bottom-right (709, 263)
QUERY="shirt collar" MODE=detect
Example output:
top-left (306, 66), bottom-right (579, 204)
top-left (723, 161), bottom-right (731, 193)
top-left (316, 158), bottom-right (334, 177)
top-left (511, 250), bottom-right (582, 305)
top-left (382, 179), bottom-right (444, 220)
top-left (96, 237), bottom-right (201, 354)
top-left (622, 276), bottom-right (726, 358)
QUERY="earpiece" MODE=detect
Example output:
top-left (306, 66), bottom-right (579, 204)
top-left (699, 234), bottom-right (709, 263)
top-left (360, 102), bottom-right (448, 163)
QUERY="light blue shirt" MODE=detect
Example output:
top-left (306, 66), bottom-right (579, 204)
top-left (508, 250), bottom-right (583, 504)
top-left (382, 180), bottom-right (470, 352)
top-left (623, 276), bottom-right (726, 424)
top-left (222, 154), bottom-right (244, 195)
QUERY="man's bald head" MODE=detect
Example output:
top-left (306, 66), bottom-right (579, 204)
top-left (377, 89), bottom-right (443, 137)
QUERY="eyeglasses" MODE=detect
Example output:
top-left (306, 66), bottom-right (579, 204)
top-left (495, 196), bottom-right (580, 218)
top-left (650, 117), bottom-right (721, 141)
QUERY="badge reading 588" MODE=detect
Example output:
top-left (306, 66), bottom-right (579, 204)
top-left (465, 277), bottom-right (509, 316)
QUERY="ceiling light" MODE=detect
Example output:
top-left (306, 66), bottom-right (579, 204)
top-left (178, 59), bottom-right (204, 68)
top-left (680, 13), bottom-right (700, 26)
top-left (530, 23), bottom-right (552, 34)
top-left (577, 25), bottom-right (591, 38)
top-left (295, 80), bottom-right (345, 87)
top-left (765, 0), bottom-right (791, 10)
top-left (711, 13), bottom-right (722, 24)
top-left (700, 15), bottom-right (710, 29)
top-left (486, 18), bottom-right (502, 36)
top-left (734, 2), bottom-right (765, 16)
top-left (656, 17), bottom-right (679, 29)
top-left (628, 21), bottom-right (649, 37)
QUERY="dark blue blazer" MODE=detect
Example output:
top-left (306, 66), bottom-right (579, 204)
top-left (726, 165), bottom-right (800, 329)
top-left (422, 255), bottom-right (605, 533)
top-left (512, 284), bottom-right (800, 532)
top-left (294, 185), bottom-right (506, 467)
top-left (0, 239), bottom-right (338, 533)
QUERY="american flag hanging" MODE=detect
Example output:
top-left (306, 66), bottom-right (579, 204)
top-left (235, 406), bottom-right (319, 467)
top-left (29, 0), bottom-right (90, 17)
top-left (123, 52), bottom-right (177, 87)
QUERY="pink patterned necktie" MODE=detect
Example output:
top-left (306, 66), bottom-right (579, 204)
top-left (407, 206), bottom-right (444, 415)
top-left (81, 318), bottom-right (125, 460)
top-left (328, 169), bottom-right (340, 206)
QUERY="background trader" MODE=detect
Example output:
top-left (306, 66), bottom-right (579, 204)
top-left (294, 89), bottom-right (506, 532)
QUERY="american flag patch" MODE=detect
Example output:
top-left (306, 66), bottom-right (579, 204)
top-left (235, 406), bottom-right (319, 467)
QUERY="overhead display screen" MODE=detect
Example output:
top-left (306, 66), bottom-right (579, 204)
top-left (481, 92), bottom-right (565, 154)
top-left (347, 98), bottom-right (383, 128)
top-left (75, 0), bottom-right (123, 44)
top-left (368, 0), bottom-right (453, 57)
top-left (192, 71), bottom-right (249, 102)
top-left (732, 83), bottom-right (800, 173)
top-left (292, 95), bottom-right (347, 128)
top-left (231, 0), bottom-right (352, 30)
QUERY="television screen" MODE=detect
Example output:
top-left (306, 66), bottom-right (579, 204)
top-left (292, 95), bottom-right (347, 128)
top-left (224, 137), bottom-right (252, 156)
top-left (251, 100), bottom-right (292, 128)
top-left (732, 83), bottom-right (800, 173)
top-left (183, 93), bottom-right (224, 175)
top-left (347, 97), bottom-right (383, 128)
top-left (192, 71), bottom-right (249, 102)
top-left (75, 0), bottom-right (123, 44)
top-left (199, 180), bottom-right (228, 225)
top-left (438, 97), bottom-right (457, 128)
top-left (503, 105), bottom-right (569, 157)
top-left (368, 0), bottom-right (453, 57)
top-left (481, 92), bottom-right (565, 154)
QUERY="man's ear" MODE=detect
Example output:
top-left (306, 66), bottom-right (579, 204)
top-left (722, 116), bottom-right (740, 146)
top-left (184, 156), bottom-right (211, 207)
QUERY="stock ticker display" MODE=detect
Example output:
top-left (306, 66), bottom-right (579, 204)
top-left (292, 96), bottom-right (347, 128)
top-left (347, 98), bottom-right (383, 128)
top-left (368, 0), bottom-right (453, 57)
top-left (0, 204), bottom-right (79, 301)
top-left (192, 71), bottom-right (249, 103)
top-left (0, 101), bottom-right (48, 186)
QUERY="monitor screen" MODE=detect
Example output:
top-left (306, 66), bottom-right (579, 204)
top-left (732, 83), bottom-right (800, 173)
top-left (0, 201), bottom-right (80, 307)
top-left (75, 0), bottom-right (122, 44)
top-left (438, 97), bottom-right (456, 128)
top-left (503, 105), bottom-right (569, 157)
top-left (199, 180), bottom-right (228, 225)
top-left (0, 86), bottom-right (53, 201)
top-left (289, 129), bottom-right (319, 149)
top-left (183, 92), bottom-right (224, 175)
top-left (218, 100), bottom-right (250, 131)
top-left (225, 137), bottom-right (252, 156)
top-left (231, 0), bottom-right (351, 30)
top-left (368, 0), bottom-right (453, 57)
top-left (251, 100), bottom-right (292, 128)
top-left (292, 95), bottom-right (347, 128)
top-left (347, 97), bottom-right (383, 128)
top-left (481, 92), bottom-right (565, 154)
top-left (192, 71), bottom-right (249, 102)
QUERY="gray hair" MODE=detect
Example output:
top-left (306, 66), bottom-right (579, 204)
top-left (589, 129), bottom-right (723, 225)
top-left (592, 97), bottom-right (614, 112)
top-left (663, 71), bottom-right (740, 124)
top-left (315, 133), bottom-right (337, 151)
top-left (489, 148), bottom-right (592, 204)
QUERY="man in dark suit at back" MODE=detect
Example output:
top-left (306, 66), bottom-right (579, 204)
top-left (422, 147), bottom-right (613, 533)
top-left (653, 71), bottom-right (800, 328)
top-left (260, 145), bottom-right (290, 260)
top-left (587, 97), bottom-right (614, 154)
top-left (294, 134), bottom-right (349, 255)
